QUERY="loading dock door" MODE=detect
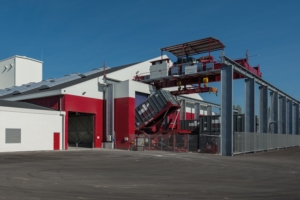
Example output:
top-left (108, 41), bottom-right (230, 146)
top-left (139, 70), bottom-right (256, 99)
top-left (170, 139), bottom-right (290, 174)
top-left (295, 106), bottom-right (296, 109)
top-left (68, 112), bottom-right (94, 148)
top-left (54, 132), bottom-right (60, 150)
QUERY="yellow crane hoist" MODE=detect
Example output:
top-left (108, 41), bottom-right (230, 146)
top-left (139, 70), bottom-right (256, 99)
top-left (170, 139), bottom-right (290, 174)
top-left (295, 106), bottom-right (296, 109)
top-left (203, 77), bottom-right (209, 87)
top-left (177, 81), bottom-right (182, 90)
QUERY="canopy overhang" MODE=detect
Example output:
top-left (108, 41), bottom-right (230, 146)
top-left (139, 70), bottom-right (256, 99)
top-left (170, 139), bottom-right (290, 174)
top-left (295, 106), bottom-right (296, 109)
top-left (161, 37), bottom-right (225, 57)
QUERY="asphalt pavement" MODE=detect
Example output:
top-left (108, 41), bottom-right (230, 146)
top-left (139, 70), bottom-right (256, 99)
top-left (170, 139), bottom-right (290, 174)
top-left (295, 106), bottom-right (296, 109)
top-left (0, 147), bottom-right (299, 200)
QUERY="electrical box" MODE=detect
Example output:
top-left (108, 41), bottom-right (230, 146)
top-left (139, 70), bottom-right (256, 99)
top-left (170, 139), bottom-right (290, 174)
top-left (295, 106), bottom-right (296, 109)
top-left (150, 62), bottom-right (168, 79)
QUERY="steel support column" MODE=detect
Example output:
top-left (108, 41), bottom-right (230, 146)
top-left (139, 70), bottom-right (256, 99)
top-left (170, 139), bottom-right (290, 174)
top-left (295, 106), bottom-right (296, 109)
top-left (207, 105), bottom-right (212, 116)
top-left (259, 86), bottom-right (268, 133)
top-left (194, 103), bottom-right (200, 120)
top-left (221, 65), bottom-right (233, 156)
top-left (270, 92), bottom-right (278, 133)
top-left (293, 103), bottom-right (299, 135)
top-left (105, 84), bottom-right (114, 142)
top-left (279, 96), bottom-right (286, 134)
top-left (287, 100), bottom-right (293, 134)
top-left (245, 78), bottom-right (255, 132)
top-left (180, 100), bottom-right (186, 120)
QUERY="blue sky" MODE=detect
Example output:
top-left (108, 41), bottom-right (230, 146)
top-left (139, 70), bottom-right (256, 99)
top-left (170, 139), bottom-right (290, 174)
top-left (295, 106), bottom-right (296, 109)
top-left (0, 0), bottom-right (299, 111)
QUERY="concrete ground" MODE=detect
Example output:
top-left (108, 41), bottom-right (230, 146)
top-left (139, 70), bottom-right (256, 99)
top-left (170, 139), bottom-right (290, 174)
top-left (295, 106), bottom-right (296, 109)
top-left (0, 148), bottom-right (299, 200)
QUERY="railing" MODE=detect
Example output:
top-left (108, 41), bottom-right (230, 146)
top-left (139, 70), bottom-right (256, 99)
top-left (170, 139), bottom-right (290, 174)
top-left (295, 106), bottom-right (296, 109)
top-left (233, 132), bottom-right (300, 155)
top-left (129, 133), bottom-right (220, 154)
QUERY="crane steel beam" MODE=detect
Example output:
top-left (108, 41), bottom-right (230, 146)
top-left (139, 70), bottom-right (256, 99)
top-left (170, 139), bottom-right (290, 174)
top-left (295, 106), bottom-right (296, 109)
top-left (279, 96), bottom-right (287, 134)
top-left (259, 85), bottom-right (268, 133)
top-left (287, 99), bottom-right (293, 134)
top-left (293, 103), bottom-right (299, 135)
top-left (176, 95), bottom-right (221, 108)
top-left (245, 78), bottom-right (255, 133)
top-left (220, 65), bottom-right (233, 156)
top-left (222, 56), bottom-right (300, 104)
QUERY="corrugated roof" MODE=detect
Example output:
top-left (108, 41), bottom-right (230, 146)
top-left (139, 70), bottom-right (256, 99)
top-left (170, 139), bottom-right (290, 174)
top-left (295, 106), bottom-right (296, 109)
top-left (161, 37), bottom-right (225, 57)
top-left (0, 61), bottom-right (141, 99)
top-left (0, 100), bottom-right (55, 111)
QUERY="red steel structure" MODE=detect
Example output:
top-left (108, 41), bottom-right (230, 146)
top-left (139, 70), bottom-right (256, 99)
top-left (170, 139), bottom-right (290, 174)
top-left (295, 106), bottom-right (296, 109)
top-left (135, 37), bottom-right (262, 95)
top-left (131, 37), bottom-right (263, 152)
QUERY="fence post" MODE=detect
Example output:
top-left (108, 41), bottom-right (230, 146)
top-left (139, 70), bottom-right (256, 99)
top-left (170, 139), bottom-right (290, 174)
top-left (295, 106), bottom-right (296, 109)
top-left (160, 134), bottom-right (162, 151)
top-left (187, 135), bottom-right (189, 152)
top-left (150, 135), bottom-right (152, 150)
top-left (173, 134), bottom-right (175, 153)
top-left (254, 132), bottom-right (256, 153)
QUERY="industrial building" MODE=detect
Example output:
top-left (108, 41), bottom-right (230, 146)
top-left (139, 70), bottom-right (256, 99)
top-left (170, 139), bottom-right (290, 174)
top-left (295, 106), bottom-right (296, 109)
top-left (0, 37), bottom-right (299, 156)
top-left (0, 55), bottom-right (42, 89)
top-left (0, 100), bottom-right (64, 152)
top-left (0, 54), bottom-right (210, 151)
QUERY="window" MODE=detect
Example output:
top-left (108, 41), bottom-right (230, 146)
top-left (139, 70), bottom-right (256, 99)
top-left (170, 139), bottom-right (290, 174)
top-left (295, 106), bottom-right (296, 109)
top-left (6, 129), bottom-right (21, 143)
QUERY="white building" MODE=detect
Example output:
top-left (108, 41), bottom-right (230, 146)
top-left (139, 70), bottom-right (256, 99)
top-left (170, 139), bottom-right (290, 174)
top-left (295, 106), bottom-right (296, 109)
top-left (0, 56), bottom-right (42, 89)
top-left (0, 100), bottom-right (65, 152)
top-left (0, 55), bottom-right (217, 151)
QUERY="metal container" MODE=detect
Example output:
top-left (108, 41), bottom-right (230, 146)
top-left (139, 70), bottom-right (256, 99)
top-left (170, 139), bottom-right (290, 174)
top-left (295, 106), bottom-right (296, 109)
top-left (196, 63), bottom-right (203, 72)
top-left (135, 90), bottom-right (180, 129)
top-left (199, 115), bottom-right (221, 134)
top-left (206, 63), bottom-right (214, 71)
top-left (180, 120), bottom-right (199, 131)
top-left (182, 63), bottom-right (203, 75)
top-left (233, 114), bottom-right (244, 132)
top-left (171, 66), bottom-right (179, 75)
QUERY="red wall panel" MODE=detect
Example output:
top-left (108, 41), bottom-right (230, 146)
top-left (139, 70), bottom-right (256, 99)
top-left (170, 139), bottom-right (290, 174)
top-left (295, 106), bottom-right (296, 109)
top-left (114, 97), bottom-right (135, 150)
top-left (53, 132), bottom-right (60, 150)
top-left (186, 112), bottom-right (195, 120)
top-left (62, 95), bottom-right (103, 149)
top-left (23, 94), bottom-right (103, 150)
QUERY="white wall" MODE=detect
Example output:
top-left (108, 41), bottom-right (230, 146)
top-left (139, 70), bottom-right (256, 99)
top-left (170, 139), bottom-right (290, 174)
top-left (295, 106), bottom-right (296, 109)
top-left (62, 78), bottom-right (104, 99)
top-left (103, 55), bottom-right (172, 83)
top-left (15, 57), bottom-right (42, 86)
top-left (0, 56), bottom-right (42, 90)
top-left (114, 80), bottom-right (155, 98)
top-left (186, 102), bottom-right (195, 114)
top-left (0, 57), bottom-right (15, 89)
top-left (0, 107), bottom-right (64, 152)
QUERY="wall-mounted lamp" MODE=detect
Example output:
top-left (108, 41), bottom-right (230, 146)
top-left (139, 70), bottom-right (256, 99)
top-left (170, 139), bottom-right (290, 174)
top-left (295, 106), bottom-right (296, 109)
top-left (82, 92), bottom-right (86, 95)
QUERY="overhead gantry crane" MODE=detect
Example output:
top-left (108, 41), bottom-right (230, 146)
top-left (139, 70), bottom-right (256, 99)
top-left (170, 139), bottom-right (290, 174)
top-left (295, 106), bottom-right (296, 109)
top-left (132, 37), bottom-right (263, 152)
top-left (134, 37), bottom-right (262, 96)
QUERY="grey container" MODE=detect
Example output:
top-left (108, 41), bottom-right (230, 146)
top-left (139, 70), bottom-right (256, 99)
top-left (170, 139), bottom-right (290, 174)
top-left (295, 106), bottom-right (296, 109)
top-left (171, 66), bottom-right (179, 75)
top-left (180, 120), bottom-right (199, 131)
top-left (182, 63), bottom-right (203, 75)
top-left (135, 90), bottom-right (179, 129)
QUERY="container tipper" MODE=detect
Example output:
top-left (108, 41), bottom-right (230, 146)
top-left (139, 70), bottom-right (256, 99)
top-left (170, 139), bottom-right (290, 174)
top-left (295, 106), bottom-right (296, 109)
top-left (135, 90), bottom-right (180, 131)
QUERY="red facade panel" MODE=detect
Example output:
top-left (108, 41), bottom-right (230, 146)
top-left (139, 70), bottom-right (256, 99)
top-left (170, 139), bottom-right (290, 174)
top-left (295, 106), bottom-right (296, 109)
top-left (62, 95), bottom-right (103, 149)
top-left (53, 132), bottom-right (60, 150)
top-left (114, 97), bottom-right (135, 150)
top-left (186, 112), bottom-right (195, 120)
top-left (23, 94), bottom-right (103, 150)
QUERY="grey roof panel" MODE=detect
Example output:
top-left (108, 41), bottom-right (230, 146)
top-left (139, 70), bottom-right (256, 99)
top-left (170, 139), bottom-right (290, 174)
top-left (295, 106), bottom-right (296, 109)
top-left (0, 61), bottom-right (141, 99)
top-left (83, 66), bottom-right (111, 76)
top-left (0, 100), bottom-right (55, 111)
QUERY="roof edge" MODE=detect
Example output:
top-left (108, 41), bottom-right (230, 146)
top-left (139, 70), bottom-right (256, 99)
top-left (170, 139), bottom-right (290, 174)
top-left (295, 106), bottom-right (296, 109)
top-left (0, 55), bottom-right (43, 63)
